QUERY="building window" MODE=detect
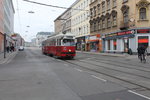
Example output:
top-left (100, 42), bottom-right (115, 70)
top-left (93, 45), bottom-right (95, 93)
top-left (94, 6), bottom-right (96, 16)
top-left (123, 0), bottom-right (128, 3)
top-left (90, 8), bottom-right (93, 17)
top-left (138, 36), bottom-right (149, 48)
top-left (123, 11), bottom-right (129, 24)
top-left (102, 19), bottom-right (105, 29)
top-left (102, 1), bottom-right (105, 12)
top-left (107, 0), bottom-right (110, 10)
top-left (107, 17), bottom-right (111, 28)
top-left (97, 4), bottom-right (100, 15)
top-left (139, 8), bottom-right (146, 20)
top-left (113, 0), bottom-right (116, 7)
top-left (98, 21), bottom-right (101, 30)
top-left (112, 15), bottom-right (117, 26)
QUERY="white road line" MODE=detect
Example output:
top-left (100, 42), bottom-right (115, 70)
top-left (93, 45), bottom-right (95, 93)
top-left (64, 64), bottom-right (69, 66)
top-left (74, 68), bottom-right (83, 72)
top-left (128, 90), bottom-right (150, 100)
top-left (91, 75), bottom-right (107, 82)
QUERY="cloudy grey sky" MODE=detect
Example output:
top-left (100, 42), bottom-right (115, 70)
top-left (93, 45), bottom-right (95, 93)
top-left (13, 0), bottom-right (75, 42)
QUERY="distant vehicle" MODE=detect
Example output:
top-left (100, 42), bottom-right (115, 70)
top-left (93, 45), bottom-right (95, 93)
top-left (147, 46), bottom-right (150, 55)
top-left (19, 46), bottom-right (24, 51)
top-left (42, 33), bottom-right (76, 59)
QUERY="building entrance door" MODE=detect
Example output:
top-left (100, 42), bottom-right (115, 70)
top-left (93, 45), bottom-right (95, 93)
top-left (124, 38), bottom-right (129, 53)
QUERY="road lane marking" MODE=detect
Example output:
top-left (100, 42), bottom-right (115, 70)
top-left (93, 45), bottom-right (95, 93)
top-left (128, 90), bottom-right (150, 100)
top-left (74, 68), bottom-right (83, 72)
top-left (64, 64), bottom-right (69, 66)
top-left (91, 75), bottom-right (107, 82)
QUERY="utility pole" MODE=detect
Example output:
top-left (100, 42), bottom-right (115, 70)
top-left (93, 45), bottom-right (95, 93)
top-left (4, 33), bottom-right (6, 58)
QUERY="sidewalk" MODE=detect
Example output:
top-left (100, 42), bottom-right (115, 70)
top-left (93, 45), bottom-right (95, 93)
top-left (76, 51), bottom-right (136, 57)
top-left (0, 51), bottom-right (18, 64)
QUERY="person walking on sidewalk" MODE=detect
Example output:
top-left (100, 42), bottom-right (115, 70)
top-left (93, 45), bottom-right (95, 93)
top-left (137, 45), bottom-right (147, 63)
top-left (6, 46), bottom-right (10, 53)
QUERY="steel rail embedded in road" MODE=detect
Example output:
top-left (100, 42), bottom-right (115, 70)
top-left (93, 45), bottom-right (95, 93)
top-left (82, 53), bottom-right (149, 68)
top-left (92, 58), bottom-right (150, 73)
top-left (60, 59), bottom-right (150, 91)
top-left (76, 59), bottom-right (150, 80)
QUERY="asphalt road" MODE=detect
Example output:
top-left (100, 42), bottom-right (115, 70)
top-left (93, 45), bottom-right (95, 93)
top-left (0, 47), bottom-right (150, 100)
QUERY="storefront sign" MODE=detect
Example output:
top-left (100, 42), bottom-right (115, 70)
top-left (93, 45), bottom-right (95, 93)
top-left (117, 31), bottom-right (133, 36)
top-left (137, 29), bottom-right (150, 34)
top-left (89, 36), bottom-right (97, 40)
top-left (105, 33), bottom-right (117, 37)
top-left (105, 30), bottom-right (134, 38)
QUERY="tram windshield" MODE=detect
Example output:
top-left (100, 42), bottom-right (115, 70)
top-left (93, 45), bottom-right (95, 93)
top-left (63, 39), bottom-right (75, 46)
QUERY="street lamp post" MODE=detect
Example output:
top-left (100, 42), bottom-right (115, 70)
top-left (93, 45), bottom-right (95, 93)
top-left (3, 33), bottom-right (6, 58)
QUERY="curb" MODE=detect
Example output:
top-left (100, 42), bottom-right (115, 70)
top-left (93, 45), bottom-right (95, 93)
top-left (76, 51), bottom-right (130, 57)
top-left (0, 52), bottom-right (18, 64)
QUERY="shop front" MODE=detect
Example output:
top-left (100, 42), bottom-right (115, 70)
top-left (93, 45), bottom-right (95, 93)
top-left (136, 29), bottom-right (150, 48)
top-left (0, 32), bottom-right (4, 52)
top-left (103, 30), bottom-right (135, 53)
top-left (87, 34), bottom-right (102, 52)
top-left (76, 36), bottom-right (85, 51)
top-left (103, 28), bottom-right (150, 53)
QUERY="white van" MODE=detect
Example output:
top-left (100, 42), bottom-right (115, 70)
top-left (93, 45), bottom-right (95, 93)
top-left (19, 46), bottom-right (24, 51)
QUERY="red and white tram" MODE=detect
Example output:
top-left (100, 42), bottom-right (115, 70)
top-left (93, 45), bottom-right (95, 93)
top-left (42, 33), bottom-right (76, 58)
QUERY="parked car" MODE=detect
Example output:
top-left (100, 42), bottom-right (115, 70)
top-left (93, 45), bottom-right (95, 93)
top-left (19, 46), bottom-right (24, 51)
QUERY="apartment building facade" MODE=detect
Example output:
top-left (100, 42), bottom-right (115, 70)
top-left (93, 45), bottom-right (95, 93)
top-left (0, 0), bottom-right (15, 52)
top-left (54, 8), bottom-right (71, 34)
top-left (89, 0), bottom-right (150, 53)
top-left (0, 0), bottom-right (4, 52)
top-left (54, 16), bottom-right (63, 34)
top-left (71, 0), bottom-right (90, 51)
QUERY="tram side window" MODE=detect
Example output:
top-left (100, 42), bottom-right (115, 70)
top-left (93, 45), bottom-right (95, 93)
top-left (57, 39), bottom-right (61, 46)
top-left (63, 39), bottom-right (75, 46)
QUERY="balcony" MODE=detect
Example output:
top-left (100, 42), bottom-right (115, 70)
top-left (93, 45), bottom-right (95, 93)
top-left (120, 21), bottom-right (129, 30)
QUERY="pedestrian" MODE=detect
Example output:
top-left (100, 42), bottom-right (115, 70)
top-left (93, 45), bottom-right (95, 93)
top-left (10, 45), bottom-right (14, 52)
top-left (137, 45), bottom-right (147, 62)
top-left (6, 46), bottom-right (9, 53)
top-left (128, 48), bottom-right (132, 55)
top-left (12, 45), bottom-right (15, 52)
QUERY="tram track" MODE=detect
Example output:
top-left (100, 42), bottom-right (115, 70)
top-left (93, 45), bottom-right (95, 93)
top-left (77, 53), bottom-right (150, 68)
top-left (61, 59), bottom-right (150, 91)
top-left (75, 59), bottom-right (150, 80)
top-left (90, 58), bottom-right (150, 73)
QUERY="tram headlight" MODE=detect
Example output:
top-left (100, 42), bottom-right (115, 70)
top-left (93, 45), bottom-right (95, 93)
top-left (69, 49), bottom-right (71, 52)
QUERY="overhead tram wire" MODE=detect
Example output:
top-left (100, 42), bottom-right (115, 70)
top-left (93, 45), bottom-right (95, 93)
top-left (23, 0), bottom-right (89, 12)
top-left (22, 0), bottom-right (140, 22)
top-left (16, 0), bottom-right (22, 33)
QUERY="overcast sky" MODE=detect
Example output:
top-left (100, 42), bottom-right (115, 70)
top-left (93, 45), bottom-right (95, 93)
top-left (12, 0), bottom-right (75, 42)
